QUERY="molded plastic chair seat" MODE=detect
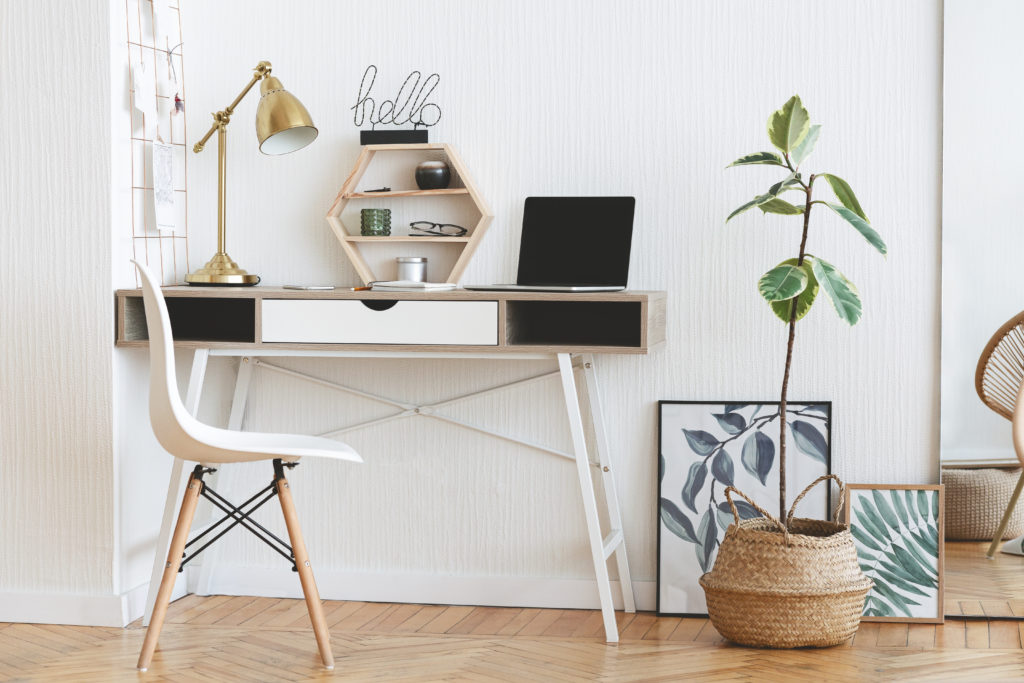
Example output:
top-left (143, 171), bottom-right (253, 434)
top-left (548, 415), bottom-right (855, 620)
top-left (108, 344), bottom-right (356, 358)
top-left (160, 416), bottom-right (362, 465)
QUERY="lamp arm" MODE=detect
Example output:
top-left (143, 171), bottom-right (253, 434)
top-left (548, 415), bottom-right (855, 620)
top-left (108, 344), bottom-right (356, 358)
top-left (193, 61), bottom-right (273, 153)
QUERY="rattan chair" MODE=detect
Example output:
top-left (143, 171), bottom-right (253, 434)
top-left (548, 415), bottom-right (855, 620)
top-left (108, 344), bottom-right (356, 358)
top-left (975, 310), bottom-right (1024, 558)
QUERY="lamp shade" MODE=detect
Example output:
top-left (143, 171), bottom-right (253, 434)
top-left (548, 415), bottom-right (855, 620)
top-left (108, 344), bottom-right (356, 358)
top-left (255, 76), bottom-right (318, 155)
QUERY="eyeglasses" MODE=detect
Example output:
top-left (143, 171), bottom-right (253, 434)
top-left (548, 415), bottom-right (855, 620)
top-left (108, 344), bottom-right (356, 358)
top-left (409, 221), bottom-right (468, 237)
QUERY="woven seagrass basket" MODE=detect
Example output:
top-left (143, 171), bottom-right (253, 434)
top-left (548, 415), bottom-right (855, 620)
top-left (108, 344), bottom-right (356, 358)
top-left (943, 467), bottom-right (1024, 540)
top-left (699, 475), bottom-right (873, 648)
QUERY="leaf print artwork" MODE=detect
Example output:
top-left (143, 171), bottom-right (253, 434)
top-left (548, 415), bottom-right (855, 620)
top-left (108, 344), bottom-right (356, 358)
top-left (657, 401), bottom-right (831, 615)
top-left (847, 486), bottom-right (943, 622)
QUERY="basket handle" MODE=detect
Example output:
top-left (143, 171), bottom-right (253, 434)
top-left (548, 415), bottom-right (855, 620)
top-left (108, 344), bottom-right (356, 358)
top-left (724, 486), bottom-right (790, 544)
top-left (786, 474), bottom-right (846, 525)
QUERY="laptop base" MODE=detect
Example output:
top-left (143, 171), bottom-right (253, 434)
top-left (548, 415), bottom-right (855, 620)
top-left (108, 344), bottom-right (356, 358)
top-left (463, 284), bottom-right (626, 292)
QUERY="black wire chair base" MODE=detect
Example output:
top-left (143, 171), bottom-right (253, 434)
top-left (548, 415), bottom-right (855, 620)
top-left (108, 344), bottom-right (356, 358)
top-left (180, 460), bottom-right (299, 572)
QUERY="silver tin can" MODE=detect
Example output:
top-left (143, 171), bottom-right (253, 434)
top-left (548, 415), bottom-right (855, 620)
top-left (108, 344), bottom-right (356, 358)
top-left (396, 256), bottom-right (427, 282)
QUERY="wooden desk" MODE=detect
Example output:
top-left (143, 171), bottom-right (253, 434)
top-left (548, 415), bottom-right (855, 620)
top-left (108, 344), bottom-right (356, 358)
top-left (116, 287), bottom-right (666, 643)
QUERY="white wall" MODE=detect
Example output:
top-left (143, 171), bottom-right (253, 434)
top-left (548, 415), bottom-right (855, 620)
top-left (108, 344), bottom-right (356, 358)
top-left (0, 1), bottom-right (114, 595)
top-left (164, 0), bottom-right (941, 610)
top-left (940, 0), bottom-right (1024, 464)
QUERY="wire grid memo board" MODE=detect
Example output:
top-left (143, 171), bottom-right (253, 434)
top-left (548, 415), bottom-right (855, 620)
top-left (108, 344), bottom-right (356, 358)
top-left (125, 0), bottom-right (189, 286)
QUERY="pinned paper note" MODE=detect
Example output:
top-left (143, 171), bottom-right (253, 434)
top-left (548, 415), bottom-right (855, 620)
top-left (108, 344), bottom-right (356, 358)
top-left (153, 140), bottom-right (176, 233)
top-left (131, 59), bottom-right (158, 122)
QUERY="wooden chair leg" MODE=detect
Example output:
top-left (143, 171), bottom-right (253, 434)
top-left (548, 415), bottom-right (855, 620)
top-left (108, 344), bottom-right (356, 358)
top-left (275, 464), bottom-right (335, 670)
top-left (138, 469), bottom-right (204, 671)
top-left (988, 470), bottom-right (1024, 559)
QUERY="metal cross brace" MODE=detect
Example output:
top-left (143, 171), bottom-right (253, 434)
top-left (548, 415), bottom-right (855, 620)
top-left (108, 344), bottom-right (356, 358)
top-left (251, 359), bottom-right (596, 466)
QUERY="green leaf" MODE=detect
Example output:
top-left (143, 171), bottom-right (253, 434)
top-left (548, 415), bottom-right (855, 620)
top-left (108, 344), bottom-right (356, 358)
top-left (850, 524), bottom-right (883, 552)
top-left (769, 259), bottom-right (818, 322)
top-left (856, 497), bottom-right (890, 542)
top-left (823, 203), bottom-right (887, 256)
top-left (916, 490), bottom-right (929, 520)
top-left (727, 151), bottom-right (784, 168)
top-left (767, 95), bottom-right (811, 154)
top-left (711, 450), bottom-right (735, 487)
top-left (901, 536), bottom-right (938, 577)
top-left (680, 461), bottom-right (708, 514)
top-left (876, 568), bottom-right (930, 598)
top-left (891, 490), bottom-right (910, 527)
top-left (790, 124), bottom-right (821, 166)
top-left (682, 429), bottom-right (718, 456)
top-left (695, 506), bottom-right (718, 573)
top-left (758, 263), bottom-right (808, 302)
top-left (879, 558), bottom-right (924, 585)
top-left (821, 174), bottom-right (868, 221)
top-left (712, 412), bottom-right (746, 435)
top-left (892, 545), bottom-right (936, 584)
top-left (758, 197), bottom-right (805, 215)
top-left (872, 490), bottom-right (901, 530)
top-left (808, 256), bottom-right (862, 325)
top-left (873, 582), bottom-right (919, 617)
top-left (740, 431), bottom-right (774, 485)
top-left (660, 498), bottom-right (697, 543)
top-left (768, 172), bottom-right (798, 196)
top-left (789, 420), bottom-right (828, 463)
top-left (726, 193), bottom-right (773, 222)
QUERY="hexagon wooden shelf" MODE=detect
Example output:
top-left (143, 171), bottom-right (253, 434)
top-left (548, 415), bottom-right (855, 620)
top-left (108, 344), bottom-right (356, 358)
top-left (326, 143), bottom-right (493, 284)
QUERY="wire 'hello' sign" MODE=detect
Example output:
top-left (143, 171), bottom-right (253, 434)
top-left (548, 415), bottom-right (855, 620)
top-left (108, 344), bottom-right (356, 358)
top-left (351, 65), bottom-right (442, 133)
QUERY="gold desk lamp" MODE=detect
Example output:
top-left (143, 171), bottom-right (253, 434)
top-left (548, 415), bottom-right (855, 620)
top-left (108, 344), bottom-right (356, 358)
top-left (186, 60), bottom-right (317, 285)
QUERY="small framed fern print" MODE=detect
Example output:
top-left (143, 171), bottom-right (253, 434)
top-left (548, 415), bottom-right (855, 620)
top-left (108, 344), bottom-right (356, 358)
top-left (844, 484), bottom-right (945, 624)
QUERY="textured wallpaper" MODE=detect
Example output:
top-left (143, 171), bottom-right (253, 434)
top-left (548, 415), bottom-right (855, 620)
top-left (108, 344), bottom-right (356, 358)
top-left (0, 0), bottom-right (114, 594)
top-left (113, 0), bottom-right (945, 606)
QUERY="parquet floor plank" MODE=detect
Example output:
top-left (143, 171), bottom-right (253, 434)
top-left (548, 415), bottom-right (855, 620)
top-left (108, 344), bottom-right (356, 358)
top-left (907, 624), bottom-right (936, 648)
top-left (876, 623), bottom-right (909, 647)
top-left (989, 620), bottom-right (1022, 649)
top-left (965, 620), bottom-right (990, 648)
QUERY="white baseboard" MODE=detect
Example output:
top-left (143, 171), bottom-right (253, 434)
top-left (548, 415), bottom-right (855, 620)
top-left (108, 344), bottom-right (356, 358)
top-left (0, 576), bottom-right (190, 628)
top-left (197, 566), bottom-right (656, 612)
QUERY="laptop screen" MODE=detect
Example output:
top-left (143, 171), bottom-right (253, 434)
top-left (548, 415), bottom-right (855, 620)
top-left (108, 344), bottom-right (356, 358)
top-left (516, 197), bottom-right (636, 287)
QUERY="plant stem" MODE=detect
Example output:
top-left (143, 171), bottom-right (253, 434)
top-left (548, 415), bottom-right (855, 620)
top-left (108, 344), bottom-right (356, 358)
top-left (779, 174), bottom-right (816, 524)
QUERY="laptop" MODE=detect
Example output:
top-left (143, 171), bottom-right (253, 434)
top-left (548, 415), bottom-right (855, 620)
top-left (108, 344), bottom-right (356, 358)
top-left (465, 196), bottom-right (635, 292)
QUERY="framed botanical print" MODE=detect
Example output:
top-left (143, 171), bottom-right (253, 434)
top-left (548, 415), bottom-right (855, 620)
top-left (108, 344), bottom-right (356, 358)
top-left (657, 400), bottom-right (832, 616)
top-left (844, 484), bottom-right (945, 623)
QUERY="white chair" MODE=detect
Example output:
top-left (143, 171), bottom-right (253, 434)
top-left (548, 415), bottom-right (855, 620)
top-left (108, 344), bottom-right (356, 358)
top-left (132, 261), bottom-right (361, 672)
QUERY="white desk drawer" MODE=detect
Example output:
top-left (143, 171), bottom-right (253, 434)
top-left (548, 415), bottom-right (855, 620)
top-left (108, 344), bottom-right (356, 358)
top-left (261, 299), bottom-right (498, 345)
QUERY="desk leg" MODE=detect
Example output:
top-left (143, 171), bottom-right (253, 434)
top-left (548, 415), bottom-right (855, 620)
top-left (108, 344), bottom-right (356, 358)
top-left (557, 353), bottom-right (618, 643)
top-left (195, 356), bottom-right (255, 597)
top-left (142, 349), bottom-right (209, 627)
top-left (581, 354), bottom-right (636, 614)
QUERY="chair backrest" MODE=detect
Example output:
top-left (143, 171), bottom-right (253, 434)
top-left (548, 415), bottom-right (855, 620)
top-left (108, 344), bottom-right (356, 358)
top-left (976, 311), bottom-right (1024, 421)
top-left (133, 261), bottom-right (205, 455)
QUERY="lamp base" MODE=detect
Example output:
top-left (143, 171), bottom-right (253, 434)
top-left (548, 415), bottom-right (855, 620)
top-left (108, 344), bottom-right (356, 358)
top-left (185, 251), bottom-right (260, 286)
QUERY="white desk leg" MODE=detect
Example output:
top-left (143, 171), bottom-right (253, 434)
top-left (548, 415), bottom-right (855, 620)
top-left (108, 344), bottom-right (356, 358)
top-left (557, 353), bottom-right (618, 643)
top-left (142, 349), bottom-right (209, 626)
top-left (581, 354), bottom-right (636, 613)
top-left (195, 356), bottom-right (254, 596)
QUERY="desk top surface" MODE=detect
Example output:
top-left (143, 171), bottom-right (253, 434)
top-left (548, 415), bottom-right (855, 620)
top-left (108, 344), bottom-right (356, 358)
top-left (116, 287), bottom-right (665, 302)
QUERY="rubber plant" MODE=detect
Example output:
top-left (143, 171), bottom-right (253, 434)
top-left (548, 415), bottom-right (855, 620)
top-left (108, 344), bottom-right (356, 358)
top-left (726, 95), bottom-right (887, 524)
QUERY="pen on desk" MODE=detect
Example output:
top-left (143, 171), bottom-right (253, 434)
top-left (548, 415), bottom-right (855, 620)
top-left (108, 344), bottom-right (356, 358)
top-left (350, 286), bottom-right (371, 291)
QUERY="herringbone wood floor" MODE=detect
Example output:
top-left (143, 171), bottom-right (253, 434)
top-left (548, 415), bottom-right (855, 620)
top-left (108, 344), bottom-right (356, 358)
top-left (4, 542), bottom-right (1024, 682)
top-left (4, 595), bottom-right (1024, 682)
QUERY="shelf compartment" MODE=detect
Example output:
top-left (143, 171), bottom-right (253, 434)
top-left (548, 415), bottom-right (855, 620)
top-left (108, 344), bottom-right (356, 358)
top-left (122, 295), bottom-right (256, 343)
top-left (344, 188), bottom-right (470, 199)
top-left (506, 301), bottom-right (642, 348)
